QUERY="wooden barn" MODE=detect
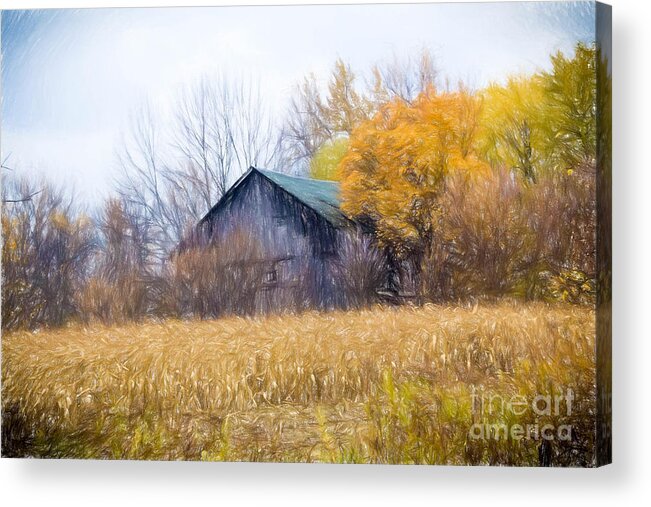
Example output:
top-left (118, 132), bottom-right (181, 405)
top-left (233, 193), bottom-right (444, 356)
top-left (193, 167), bottom-right (388, 314)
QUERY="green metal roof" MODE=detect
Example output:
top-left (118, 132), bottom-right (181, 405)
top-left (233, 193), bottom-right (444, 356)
top-left (255, 168), bottom-right (351, 228)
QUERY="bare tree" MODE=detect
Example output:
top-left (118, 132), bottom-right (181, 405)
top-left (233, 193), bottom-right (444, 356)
top-left (283, 74), bottom-right (333, 169)
top-left (371, 48), bottom-right (438, 104)
top-left (117, 75), bottom-right (285, 258)
top-left (116, 104), bottom-right (180, 259)
top-left (173, 77), bottom-right (286, 203)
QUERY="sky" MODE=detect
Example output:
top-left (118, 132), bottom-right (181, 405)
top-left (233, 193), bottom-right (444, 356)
top-left (1, 2), bottom-right (596, 206)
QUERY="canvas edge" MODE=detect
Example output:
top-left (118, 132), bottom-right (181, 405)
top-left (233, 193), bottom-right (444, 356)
top-left (595, 0), bottom-right (612, 468)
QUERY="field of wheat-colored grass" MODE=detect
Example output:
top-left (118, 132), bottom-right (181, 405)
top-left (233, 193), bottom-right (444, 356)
top-left (1, 303), bottom-right (596, 465)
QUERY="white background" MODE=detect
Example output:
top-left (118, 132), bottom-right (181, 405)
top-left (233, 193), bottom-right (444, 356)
top-left (0, 0), bottom-right (648, 505)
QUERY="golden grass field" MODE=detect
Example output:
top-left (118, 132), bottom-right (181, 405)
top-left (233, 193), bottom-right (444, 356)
top-left (2, 303), bottom-right (596, 465)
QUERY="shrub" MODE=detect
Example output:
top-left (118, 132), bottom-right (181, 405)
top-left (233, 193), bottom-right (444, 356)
top-left (2, 178), bottom-right (95, 330)
top-left (78, 198), bottom-right (162, 324)
top-left (167, 227), bottom-right (265, 318)
top-left (420, 166), bottom-right (597, 303)
top-left (334, 228), bottom-right (389, 309)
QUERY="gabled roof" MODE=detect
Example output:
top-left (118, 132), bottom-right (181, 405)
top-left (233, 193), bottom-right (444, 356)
top-left (255, 168), bottom-right (351, 227)
top-left (199, 167), bottom-right (352, 228)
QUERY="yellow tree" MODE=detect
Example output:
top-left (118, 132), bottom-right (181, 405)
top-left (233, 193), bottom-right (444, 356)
top-left (285, 59), bottom-right (372, 166)
top-left (479, 76), bottom-right (546, 181)
top-left (309, 138), bottom-right (349, 181)
top-left (339, 88), bottom-right (488, 259)
top-left (479, 43), bottom-right (597, 181)
top-left (324, 59), bottom-right (373, 135)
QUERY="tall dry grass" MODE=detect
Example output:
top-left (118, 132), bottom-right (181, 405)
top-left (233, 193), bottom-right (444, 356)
top-left (2, 303), bottom-right (595, 465)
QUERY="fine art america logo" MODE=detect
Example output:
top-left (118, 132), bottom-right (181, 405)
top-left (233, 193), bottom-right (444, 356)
top-left (469, 387), bottom-right (575, 441)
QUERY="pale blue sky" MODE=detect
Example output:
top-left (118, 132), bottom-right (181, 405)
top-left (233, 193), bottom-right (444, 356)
top-left (1, 2), bottom-right (595, 204)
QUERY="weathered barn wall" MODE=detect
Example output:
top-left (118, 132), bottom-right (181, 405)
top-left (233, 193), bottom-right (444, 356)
top-left (197, 170), bottom-right (349, 314)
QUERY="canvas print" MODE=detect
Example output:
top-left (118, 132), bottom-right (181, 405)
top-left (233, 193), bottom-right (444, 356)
top-left (1, 1), bottom-right (611, 466)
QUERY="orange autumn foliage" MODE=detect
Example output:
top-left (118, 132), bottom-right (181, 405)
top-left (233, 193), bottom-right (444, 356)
top-left (338, 88), bottom-right (488, 257)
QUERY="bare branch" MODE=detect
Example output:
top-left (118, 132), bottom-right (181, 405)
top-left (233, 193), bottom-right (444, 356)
top-left (3, 189), bottom-right (43, 203)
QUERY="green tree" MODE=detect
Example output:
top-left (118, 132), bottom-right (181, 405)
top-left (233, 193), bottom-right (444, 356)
top-left (309, 138), bottom-right (349, 181)
top-left (540, 43), bottom-right (597, 171)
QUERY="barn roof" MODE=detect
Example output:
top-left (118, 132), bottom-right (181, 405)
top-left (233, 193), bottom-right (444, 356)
top-left (255, 168), bottom-right (350, 227)
top-left (199, 167), bottom-right (352, 228)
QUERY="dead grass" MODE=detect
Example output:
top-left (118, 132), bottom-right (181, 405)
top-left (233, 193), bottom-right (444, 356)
top-left (1, 302), bottom-right (596, 465)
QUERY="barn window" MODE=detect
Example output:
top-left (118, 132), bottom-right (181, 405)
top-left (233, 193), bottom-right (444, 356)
top-left (262, 269), bottom-right (278, 285)
top-left (273, 215), bottom-right (287, 226)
